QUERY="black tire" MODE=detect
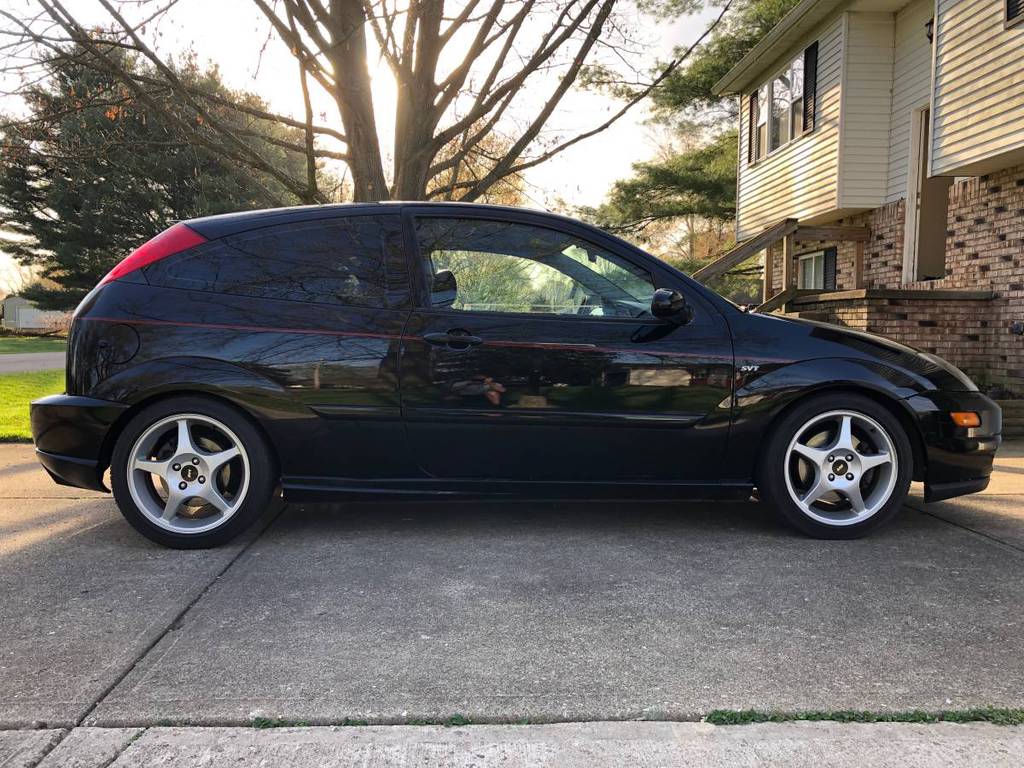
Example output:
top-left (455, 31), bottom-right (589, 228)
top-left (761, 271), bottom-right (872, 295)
top-left (111, 396), bottom-right (276, 548)
top-left (756, 393), bottom-right (913, 539)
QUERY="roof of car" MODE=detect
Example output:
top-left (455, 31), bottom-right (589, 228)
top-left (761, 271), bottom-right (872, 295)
top-left (183, 201), bottom-right (580, 239)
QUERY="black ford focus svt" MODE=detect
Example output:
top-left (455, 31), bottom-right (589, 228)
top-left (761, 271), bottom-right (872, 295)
top-left (31, 203), bottom-right (1001, 548)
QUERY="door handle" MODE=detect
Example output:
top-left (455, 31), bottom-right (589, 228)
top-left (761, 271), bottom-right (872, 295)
top-left (423, 330), bottom-right (483, 348)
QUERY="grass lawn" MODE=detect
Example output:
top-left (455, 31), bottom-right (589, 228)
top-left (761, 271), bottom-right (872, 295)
top-left (0, 369), bottom-right (64, 441)
top-left (0, 336), bottom-right (67, 354)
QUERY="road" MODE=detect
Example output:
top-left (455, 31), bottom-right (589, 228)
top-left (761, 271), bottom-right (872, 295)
top-left (1, 441), bottom-right (1022, 764)
top-left (0, 352), bottom-right (65, 374)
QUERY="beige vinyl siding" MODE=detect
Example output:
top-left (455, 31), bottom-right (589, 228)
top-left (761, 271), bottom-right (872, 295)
top-left (931, 0), bottom-right (1024, 176)
top-left (885, 0), bottom-right (933, 203)
top-left (736, 16), bottom-right (843, 241)
top-left (838, 12), bottom-right (895, 208)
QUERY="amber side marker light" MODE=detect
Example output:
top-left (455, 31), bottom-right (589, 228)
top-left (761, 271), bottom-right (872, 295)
top-left (950, 412), bottom-right (981, 428)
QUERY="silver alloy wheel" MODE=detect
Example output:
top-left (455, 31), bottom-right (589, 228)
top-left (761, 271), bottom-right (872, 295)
top-left (126, 413), bottom-right (250, 534)
top-left (783, 409), bottom-right (898, 527)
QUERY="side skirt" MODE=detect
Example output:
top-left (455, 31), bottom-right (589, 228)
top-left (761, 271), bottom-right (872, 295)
top-left (281, 477), bottom-right (753, 503)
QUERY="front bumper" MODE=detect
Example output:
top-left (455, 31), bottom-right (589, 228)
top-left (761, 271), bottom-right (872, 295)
top-left (30, 394), bottom-right (129, 492)
top-left (904, 390), bottom-right (1001, 502)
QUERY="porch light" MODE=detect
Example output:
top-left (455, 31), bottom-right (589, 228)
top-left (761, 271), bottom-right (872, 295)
top-left (925, 18), bottom-right (934, 43)
top-left (949, 412), bottom-right (980, 428)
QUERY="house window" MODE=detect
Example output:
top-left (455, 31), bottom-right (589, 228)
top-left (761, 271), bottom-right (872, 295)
top-left (752, 83), bottom-right (769, 161)
top-left (1008, 0), bottom-right (1023, 28)
top-left (790, 54), bottom-right (805, 140)
top-left (797, 248), bottom-right (837, 291)
top-left (748, 43), bottom-right (818, 163)
top-left (770, 69), bottom-right (791, 150)
top-left (798, 252), bottom-right (824, 290)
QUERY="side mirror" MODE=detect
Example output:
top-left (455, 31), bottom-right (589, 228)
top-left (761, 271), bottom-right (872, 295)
top-left (651, 288), bottom-right (693, 324)
top-left (431, 269), bottom-right (457, 308)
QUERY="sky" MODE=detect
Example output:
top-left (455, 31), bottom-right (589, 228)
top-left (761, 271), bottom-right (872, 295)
top-left (0, 0), bottom-right (722, 287)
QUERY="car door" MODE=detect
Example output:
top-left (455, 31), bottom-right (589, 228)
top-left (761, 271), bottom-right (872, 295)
top-left (398, 209), bottom-right (734, 485)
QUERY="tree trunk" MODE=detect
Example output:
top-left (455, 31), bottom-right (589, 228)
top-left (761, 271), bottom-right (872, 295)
top-left (391, 0), bottom-right (444, 200)
top-left (686, 215), bottom-right (696, 261)
top-left (392, 144), bottom-right (434, 200)
top-left (326, 0), bottom-right (389, 201)
top-left (392, 73), bottom-right (439, 199)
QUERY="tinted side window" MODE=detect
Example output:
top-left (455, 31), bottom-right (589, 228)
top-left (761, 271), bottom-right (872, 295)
top-left (415, 217), bottom-right (655, 318)
top-left (145, 216), bottom-right (388, 307)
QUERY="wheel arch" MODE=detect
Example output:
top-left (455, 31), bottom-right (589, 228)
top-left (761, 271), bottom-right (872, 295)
top-left (759, 383), bottom-right (927, 483)
top-left (98, 389), bottom-right (283, 482)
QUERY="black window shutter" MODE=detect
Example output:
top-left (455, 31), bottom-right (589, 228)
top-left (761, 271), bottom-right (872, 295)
top-left (1009, 0), bottom-right (1023, 22)
top-left (823, 247), bottom-right (837, 290)
top-left (748, 91), bottom-right (757, 163)
top-left (803, 42), bottom-right (819, 132)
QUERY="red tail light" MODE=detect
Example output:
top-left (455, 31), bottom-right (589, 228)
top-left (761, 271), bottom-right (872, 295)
top-left (99, 223), bottom-right (207, 286)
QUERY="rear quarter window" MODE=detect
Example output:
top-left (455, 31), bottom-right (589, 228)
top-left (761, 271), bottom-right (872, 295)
top-left (144, 216), bottom-right (389, 307)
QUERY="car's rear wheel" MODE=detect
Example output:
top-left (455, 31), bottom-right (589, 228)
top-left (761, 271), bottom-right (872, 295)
top-left (111, 396), bottom-right (275, 548)
top-left (757, 393), bottom-right (913, 539)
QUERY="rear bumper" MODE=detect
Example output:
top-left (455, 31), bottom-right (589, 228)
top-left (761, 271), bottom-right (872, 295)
top-left (904, 390), bottom-right (1001, 502)
top-left (30, 394), bottom-right (128, 492)
top-left (35, 448), bottom-right (108, 492)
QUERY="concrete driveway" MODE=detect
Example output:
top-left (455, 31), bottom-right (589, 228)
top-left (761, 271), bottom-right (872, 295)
top-left (1, 442), bottom-right (1022, 763)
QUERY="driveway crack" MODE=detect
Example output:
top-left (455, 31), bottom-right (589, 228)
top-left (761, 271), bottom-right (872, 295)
top-left (73, 502), bottom-right (287, 727)
top-left (906, 501), bottom-right (1024, 558)
top-left (17, 729), bottom-right (68, 768)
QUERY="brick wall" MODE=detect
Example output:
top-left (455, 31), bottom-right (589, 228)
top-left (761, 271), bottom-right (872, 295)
top-left (771, 163), bottom-right (1024, 395)
top-left (792, 294), bottom-right (998, 386)
top-left (766, 201), bottom-right (905, 293)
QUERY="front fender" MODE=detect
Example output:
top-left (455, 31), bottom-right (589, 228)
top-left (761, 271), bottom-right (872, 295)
top-left (724, 357), bottom-right (927, 484)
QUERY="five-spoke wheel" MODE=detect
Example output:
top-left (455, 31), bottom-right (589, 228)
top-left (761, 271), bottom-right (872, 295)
top-left (758, 394), bottom-right (912, 539)
top-left (112, 397), bottom-right (275, 548)
top-left (127, 413), bottom-right (250, 535)
top-left (784, 410), bottom-right (897, 527)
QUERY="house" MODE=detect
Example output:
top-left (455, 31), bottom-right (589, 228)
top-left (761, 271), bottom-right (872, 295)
top-left (0, 295), bottom-right (67, 332)
top-left (1, 295), bottom-right (35, 330)
top-left (703, 0), bottom-right (1024, 400)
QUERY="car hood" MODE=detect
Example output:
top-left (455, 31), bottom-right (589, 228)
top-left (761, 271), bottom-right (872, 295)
top-left (748, 312), bottom-right (978, 392)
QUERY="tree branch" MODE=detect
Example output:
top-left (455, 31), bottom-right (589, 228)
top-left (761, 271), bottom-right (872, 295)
top-left (432, 0), bottom-right (600, 150)
top-left (35, 0), bottom-right (301, 206)
top-left (454, 0), bottom-right (733, 200)
top-left (287, 3), bottom-right (322, 202)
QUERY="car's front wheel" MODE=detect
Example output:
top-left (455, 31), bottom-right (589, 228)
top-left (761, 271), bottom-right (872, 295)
top-left (111, 396), bottom-right (276, 548)
top-left (757, 393), bottom-right (913, 539)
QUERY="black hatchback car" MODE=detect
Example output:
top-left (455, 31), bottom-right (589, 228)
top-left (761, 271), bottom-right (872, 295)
top-left (31, 203), bottom-right (1001, 547)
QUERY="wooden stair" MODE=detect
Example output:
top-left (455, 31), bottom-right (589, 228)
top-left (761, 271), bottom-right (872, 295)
top-left (692, 219), bottom-right (798, 285)
top-left (694, 218), bottom-right (872, 312)
top-left (755, 287), bottom-right (799, 314)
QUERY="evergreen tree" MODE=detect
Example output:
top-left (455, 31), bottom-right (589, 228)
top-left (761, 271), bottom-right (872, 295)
top-left (0, 44), bottom-right (311, 309)
top-left (650, 0), bottom-right (802, 125)
top-left (588, 0), bottom-right (801, 302)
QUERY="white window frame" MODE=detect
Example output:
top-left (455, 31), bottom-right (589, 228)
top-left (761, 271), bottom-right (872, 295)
top-left (752, 52), bottom-right (808, 161)
top-left (797, 250), bottom-right (825, 290)
top-left (789, 53), bottom-right (805, 141)
top-left (768, 67), bottom-right (792, 151)
top-left (754, 83), bottom-right (769, 161)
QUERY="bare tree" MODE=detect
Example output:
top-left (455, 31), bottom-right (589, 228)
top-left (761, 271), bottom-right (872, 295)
top-left (2, 0), bottom-right (731, 202)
